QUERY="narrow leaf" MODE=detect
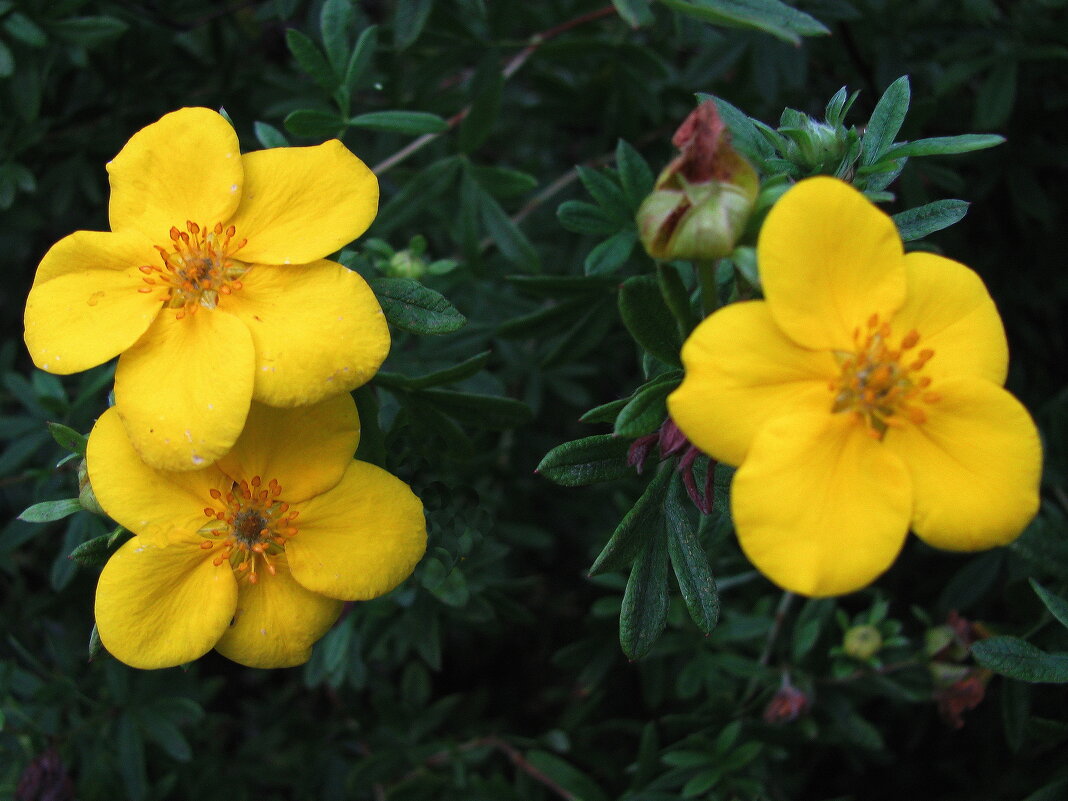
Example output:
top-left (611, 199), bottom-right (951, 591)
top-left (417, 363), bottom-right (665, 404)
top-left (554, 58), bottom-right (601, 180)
top-left (286, 28), bottom-right (336, 93)
top-left (618, 274), bottom-right (683, 366)
top-left (616, 139), bottom-right (655, 210)
top-left (972, 636), bottom-right (1068, 683)
top-left (537, 434), bottom-right (633, 486)
top-left (557, 200), bottom-right (621, 235)
top-left (585, 229), bottom-right (637, 276)
top-left (376, 350), bottom-right (491, 390)
top-left (419, 389), bottom-right (532, 430)
top-left (393, 0), bottom-right (433, 51)
top-left (349, 110), bottom-right (448, 135)
top-left (480, 191), bottom-right (540, 270)
top-left (284, 109), bottom-right (345, 137)
top-left (343, 26), bottom-right (378, 91)
top-left (862, 75), bottom-right (910, 166)
top-left (666, 474), bottom-right (720, 634)
top-left (19, 498), bottom-right (82, 523)
top-left (367, 277), bottom-right (466, 334)
top-left (892, 199), bottom-right (969, 241)
top-left (253, 121), bottom-right (289, 148)
top-left (1030, 580), bottom-right (1068, 631)
top-left (320, 0), bottom-right (353, 71)
top-left (612, 0), bottom-right (655, 28)
top-left (68, 532), bottom-right (117, 566)
top-left (47, 422), bottom-right (87, 455)
top-left (659, 0), bottom-right (828, 46)
top-left (882, 134), bottom-right (1005, 160)
top-left (614, 374), bottom-right (681, 438)
top-left (620, 510), bottom-right (670, 659)
top-left (591, 465), bottom-right (672, 575)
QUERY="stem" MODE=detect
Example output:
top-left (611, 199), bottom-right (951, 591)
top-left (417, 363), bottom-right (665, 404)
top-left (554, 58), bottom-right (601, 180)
top-left (372, 5), bottom-right (618, 175)
top-left (695, 259), bottom-right (719, 317)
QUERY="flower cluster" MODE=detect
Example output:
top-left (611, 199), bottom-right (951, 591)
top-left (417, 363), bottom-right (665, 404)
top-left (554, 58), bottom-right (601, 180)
top-left (668, 177), bottom-right (1042, 596)
top-left (24, 108), bottom-right (427, 668)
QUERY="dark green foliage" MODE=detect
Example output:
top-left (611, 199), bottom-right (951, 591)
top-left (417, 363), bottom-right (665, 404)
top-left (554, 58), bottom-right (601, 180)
top-left (3, 1), bottom-right (1068, 800)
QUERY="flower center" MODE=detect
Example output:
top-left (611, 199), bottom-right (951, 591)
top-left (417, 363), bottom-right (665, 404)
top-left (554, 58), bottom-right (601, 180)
top-left (198, 476), bottom-right (299, 584)
top-left (829, 313), bottom-right (940, 440)
top-left (137, 221), bottom-right (249, 320)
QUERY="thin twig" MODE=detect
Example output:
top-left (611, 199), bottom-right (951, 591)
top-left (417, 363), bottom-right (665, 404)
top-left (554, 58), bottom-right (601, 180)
top-left (371, 5), bottom-right (617, 175)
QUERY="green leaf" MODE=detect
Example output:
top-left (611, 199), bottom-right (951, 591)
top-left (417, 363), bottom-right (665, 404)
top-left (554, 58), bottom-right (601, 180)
top-left (284, 109), bottom-right (345, 137)
top-left (699, 94), bottom-right (774, 162)
top-left (116, 713), bottom-right (147, 801)
top-left (418, 389), bottom-right (532, 430)
top-left (393, 0), bottom-right (433, 51)
top-left (620, 507), bottom-right (670, 659)
top-left (616, 139), bottom-right (655, 210)
top-left (18, 498), bottom-right (82, 523)
top-left (89, 624), bottom-right (104, 661)
top-left (525, 751), bottom-right (610, 801)
top-left (580, 397), bottom-right (630, 424)
top-left (972, 636), bottom-right (1068, 683)
top-left (537, 434), bottom-right (633, 487)
top-left (666, 474), bottom-right (720, 635)
top-left (68, 532), bottom-right (117, 566)
top-left (459, 59), bottom-right (504, 153)
top-left (349, 110), bottom-right (448, 134)
top-left (862, 75), bottom-right (910, 166)
top-left (140, 711), bottom-right (193, 762)
top-left (3, 12), bottom-right (46, 47)
top-left (591, 465), bottom-right (672, 576)
top-left (613, 0), bottom-right (655, 27)
top-left (557, 200), bottom-right (621, 235)
top-left (367, 277), bottom-right (466, 334)
top-left (343, 25), bottom-right (378, 91)
top-left (46, 422), bottom-right (87, 455)
top-left (585, 229), bottom-right (637, 276)
top-left (286, 28), bottom-right (336, 93)
top-left (618, 274), bottom-right (683, 367)
top-left (882, 134), bottom-right (1005, 160)
top-left (892, 199), bottom-right (969, 242)
top-left (377, 350), bottom-right (490, 390)
top-left (659, 0), bottom-right (828, 46)
top-left (253, 121), bottom-right (289, 148)
top-left (471, 165), bottom-right (537, 198)
top-left (577, 166), bottom-right (632, 223)
top-left (496, 296), bottom-right (590, 338)
top-left (1030, 580), bottom-right (1068, 631)
top-left (614, 374), bottom-right (681, 438)
top-left (0, 40), bottom-right (12, 78)
top-left (480, 191), bottom-right (539, 269)
top-left (975, 60), bottom-right (1017, 130)
top-left (376, 156), bottom-right (462, 235)
top-left (320, 0), bottom-right (353, 70)
top-left (51, 16), bottom-right (129, 47)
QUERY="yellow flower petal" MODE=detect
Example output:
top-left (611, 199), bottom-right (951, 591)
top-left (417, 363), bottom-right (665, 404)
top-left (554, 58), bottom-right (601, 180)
top-left (24, 231), bottom-right (162, 374)
top-left (87, 407), bottom-right (233, 546)
top-left (287, 461), bottom-right (426, 600)
top-left (668, 301), bottom-right (836, 466)
top-left (214, 558), bottom-right (342, 669)
top-left (217, 394), bottom-right (360, 504)
top-left (891, 252), bottom-right (1009, 385)
top-left (885, 376), bottom-right (1041, 551)
top-left (732, 410), bottom-right (913, 597)
top-left (220, 261), bottom-right (389, 406)
top-left (114, 308), bottom-right (254, 471)
top-left (95, 535), bottom-right (237, 669)
top-left (759, 177), bottom-right (907, 351)
top-left (224, 141), bottom-right (378, 265)
top-left (107, 108), bottom-right (242, 241)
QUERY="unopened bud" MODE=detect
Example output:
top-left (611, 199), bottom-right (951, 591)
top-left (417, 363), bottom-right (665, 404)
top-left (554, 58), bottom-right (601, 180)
top-left (843, 624), bottom-right (883, 660)
top-left (763, 682), bottom-right (810, 724)
top-left (76, 458), bottom-right (105, 516)
top-left (386, 250), bottom-right (427, 280)
top-left (637, 101), bottom-right (758, 261)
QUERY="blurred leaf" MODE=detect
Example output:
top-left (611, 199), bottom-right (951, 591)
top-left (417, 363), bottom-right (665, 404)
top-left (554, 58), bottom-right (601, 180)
top-left (557, 200), bottom-right (621, 235)
top-left (378, 350), bottom-right (490, 390)
top-left (286, 28), bottom-right (336, 93)
top-left (616, 139), bottom-right (655, 210)
top-left (349, 110), bottom-right (449, 134)
top-left (538, 434), bottom-right (633, 487)
top-left (320, 0), bottom-right (353, 70)
top-left (459, 58), bottom-right (504, 153)
top-left (862, 75), bottom-right (910, 166)
top-left (52, 15), bottom-right (128, 47)
top-left (343, 25), bottom-right (378, 91)
top-left (659, 0), bottom-right (828, 45)
top-left (666, 474), bottom-right (720, 635)
top-left (620, 509), bottom-right (670, 659)
top-left (1030, 580), bottom-right (1068, 631)
top-left (585, 229), bottom-right (637, 276)
top-left (883, 134), bottom-right (1005, 160)
top-left (613, 0), bottom-right (655, 27)
top-left (368, 277), bottom-right (466, 334)
top-left (480, 190), bottom-right (540, 269)
top-left (253, 121), bottom-right (289, 148)
top-left (284, 109), bottom-right (345, 137)
top-left (591, 465), bottom-right (671, 576)
top-left (893, 199), bottom-right (969, 241)
top-left (393, 0), bottom-right (434, 50)
top-left (974, 60), bottom-right (1017, 129)
top-left (618, 274), bottom-right (683, 367)
top-left (0, 40), bottom-right (11, 78)
top-left (3, 12), bottom-right (46, 47)
top-left (577, 166), bottom-right (632, 223)
top-left (973, 637), bottom-right (1068, 683)
top-left (419, 389), bottom-right (532, 430)
top-left (525, 751), bottom-right (610, 801)
top-left (116, 713), bottom-right (147, 801)
top-left (68, 531), bottom-right (117, 566)
top-left (18, 498), bottom-right (81, 523)
top-left (47, 422), bottom-right (87, 455)
top-left (614, 373), bottom-right (681, 438)
top-left (472, 165), bottom-right (537, 198)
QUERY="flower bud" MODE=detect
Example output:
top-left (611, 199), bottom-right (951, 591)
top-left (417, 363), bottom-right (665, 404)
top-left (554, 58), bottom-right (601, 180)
top-left (763, 682), bottom-right (810, 724)
top-left (637, 101), bottom-right (758, 261)
top-left (76, 458), bottom-right (105, 516)
top-left (386, 249), bottom-right (428, 280)
top-left (843, 624), bottom-right (883, 660)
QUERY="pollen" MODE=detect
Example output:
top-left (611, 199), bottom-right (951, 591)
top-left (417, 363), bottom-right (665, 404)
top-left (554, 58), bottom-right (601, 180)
top-left (830, 313), bottom-right (939, 440)
top-left (137, 220), bottom-right (249, 319)
top-left (197, 476), bottom-right (298, 584)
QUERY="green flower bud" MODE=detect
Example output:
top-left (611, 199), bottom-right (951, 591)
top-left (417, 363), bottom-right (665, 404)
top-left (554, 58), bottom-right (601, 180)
top-left (76, 458), bottom-right (105, 516)
top-left (637, 101), bottom-right (758, 261)
top-left (387, 249), bottom-right (428, 280)
top-left (843, 624), bottom-right (883, 660)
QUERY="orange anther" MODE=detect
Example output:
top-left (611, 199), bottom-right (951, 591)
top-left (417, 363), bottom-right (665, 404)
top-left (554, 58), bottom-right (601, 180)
top-left (219, 285), bottom-right (232, 294)
top-left (231, 281), bottom-right (243, 291)
top-left (137, 287), bottom-right (153, 293)
top-left (867, 314), bottom-right (879, 328)
top-left (907, 407), bottom-right (927, 424)
top-left (175, 310), bottom-right (186, 320)
top-left (209, 488), bottom-right (222, 499)
top-left (287, 510), bottom-right (299, 520)
top-left (284, 527), bottom-right (298, 536)
top-left (251, 476), bottom-right (261, 487)
top-left (248, 572), bottom-right (259, 584)
top-left (214, 222), bottom-right (224, 234)
top-left (225, 224), bottom-right (236, 237)
top-left (212, 556), bottom-right (225, 566)
top-left (204, 507), bottom-right (215, 517)
top-left (170, 226), bottom-right (181, 240)
top-left (200, 541), bottom-right (214, 550)
top-left (922, 392), bottom-right (941, 403)
top-left (188, 221), bottom-right (200, 234)
top-left (917, 377), bottom-right (931, 388)
top-left (900, 330), bottom-right (920, 349)
top-left (278, 503), bottom-right (289, 513)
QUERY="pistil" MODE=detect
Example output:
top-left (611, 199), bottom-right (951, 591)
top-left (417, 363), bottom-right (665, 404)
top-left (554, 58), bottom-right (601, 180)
top-left (830, 314), bottom-right (938, 439)
top-left (198, 476), bottom-right (299, 584)
top-left (137, 220), bottom-right (248, 319)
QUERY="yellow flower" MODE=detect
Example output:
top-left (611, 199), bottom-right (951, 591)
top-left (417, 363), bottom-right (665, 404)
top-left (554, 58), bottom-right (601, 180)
top-left (668, 177), bottom-right (1041, 597)
top-left (86, 393), bottom-right (426, 669)
top-left (25, 108), bottom-right (389, 471)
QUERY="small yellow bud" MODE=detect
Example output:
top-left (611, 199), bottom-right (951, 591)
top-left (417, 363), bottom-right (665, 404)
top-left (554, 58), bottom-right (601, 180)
top-left (843, 624), bottom-right (883, 660)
